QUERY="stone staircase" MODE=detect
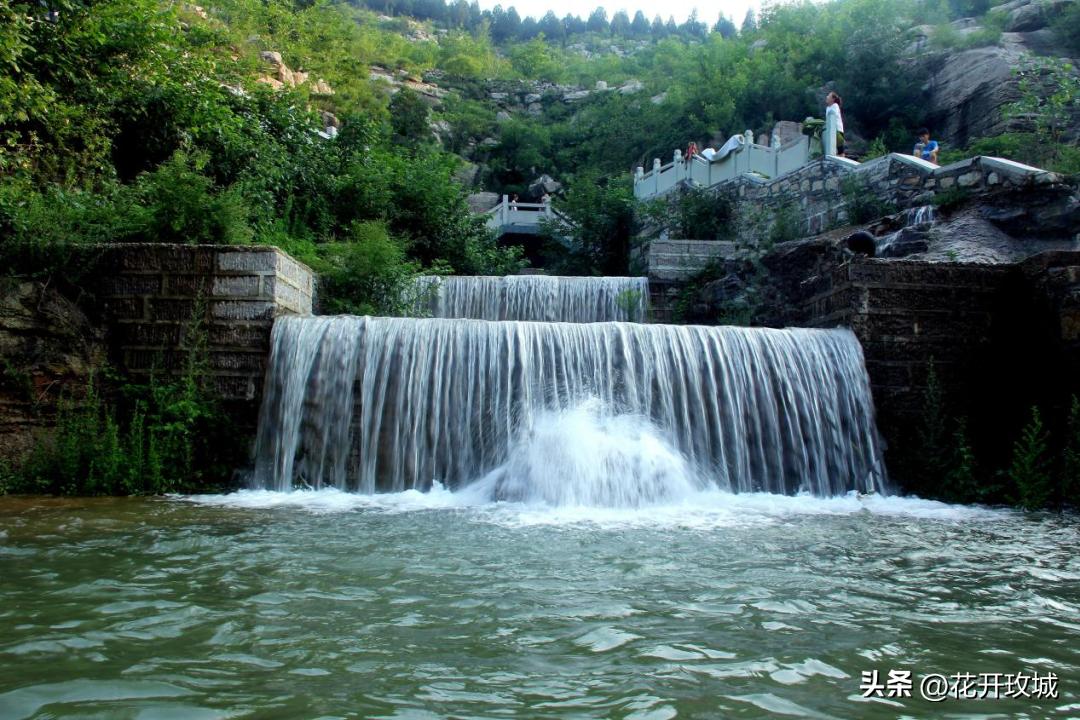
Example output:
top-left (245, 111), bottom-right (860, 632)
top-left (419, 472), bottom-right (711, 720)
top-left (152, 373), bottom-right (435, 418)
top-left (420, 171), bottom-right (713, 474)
top-left (647, 239), bottom-right (739, 282)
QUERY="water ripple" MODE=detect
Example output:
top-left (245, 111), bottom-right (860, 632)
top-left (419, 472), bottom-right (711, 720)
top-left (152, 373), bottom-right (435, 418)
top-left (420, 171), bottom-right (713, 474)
top-left (0, 494), bottom-right (1075, 718)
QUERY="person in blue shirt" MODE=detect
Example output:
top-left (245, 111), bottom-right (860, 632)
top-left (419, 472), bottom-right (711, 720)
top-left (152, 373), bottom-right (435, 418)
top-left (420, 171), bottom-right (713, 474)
top-left (913, 128), bottom-right (939, 164)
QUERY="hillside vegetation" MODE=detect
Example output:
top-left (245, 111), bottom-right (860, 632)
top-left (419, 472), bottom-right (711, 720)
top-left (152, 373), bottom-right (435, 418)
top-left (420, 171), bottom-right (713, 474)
top-left (1, 0), bottom-right (1077, 293)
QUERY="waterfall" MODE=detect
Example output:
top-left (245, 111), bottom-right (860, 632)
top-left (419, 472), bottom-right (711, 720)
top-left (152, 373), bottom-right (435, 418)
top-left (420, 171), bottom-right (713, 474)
top-left (877, 205), bottom-right (937, 258)
top-left (415, 275), bottom-right (650, 322)
top-left (904, 205), bottom-right (936, 226)
top-left (252, 316), bottom-right (887, 503)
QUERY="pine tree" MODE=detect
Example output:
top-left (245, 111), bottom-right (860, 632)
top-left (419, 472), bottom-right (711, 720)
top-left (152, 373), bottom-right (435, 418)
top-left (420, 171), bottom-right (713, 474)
top-left (1009, 406), bottom-right (1052, 510)
top-left (741, 9), bottom-right (757, 34)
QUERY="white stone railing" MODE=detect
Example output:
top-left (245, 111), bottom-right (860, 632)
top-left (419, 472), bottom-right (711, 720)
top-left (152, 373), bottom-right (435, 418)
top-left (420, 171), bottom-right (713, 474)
top-left (634, 130), bottom-right (812, 200)
top-left (485, 195), bottom-right (556, 233)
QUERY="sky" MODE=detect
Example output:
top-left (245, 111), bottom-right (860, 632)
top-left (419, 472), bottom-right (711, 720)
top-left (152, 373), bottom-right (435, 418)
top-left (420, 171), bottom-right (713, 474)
top-left (474, 0), bottom-right (761, 27)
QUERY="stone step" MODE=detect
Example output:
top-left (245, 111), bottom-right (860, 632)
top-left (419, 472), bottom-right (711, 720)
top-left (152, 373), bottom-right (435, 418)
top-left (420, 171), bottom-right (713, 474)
top-left (649, 239), bottom-right (737, 255)
top-left (648, 253), bottom-right (726, 269)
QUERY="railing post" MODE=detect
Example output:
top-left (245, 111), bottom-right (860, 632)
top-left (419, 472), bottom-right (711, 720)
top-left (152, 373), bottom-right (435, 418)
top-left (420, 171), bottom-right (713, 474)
top-left (824, 112), bottom-right (837, 157)
top-left (653, 158), bottom-right (660, 195)
top-left (501, 194), bottom-right (508, 225)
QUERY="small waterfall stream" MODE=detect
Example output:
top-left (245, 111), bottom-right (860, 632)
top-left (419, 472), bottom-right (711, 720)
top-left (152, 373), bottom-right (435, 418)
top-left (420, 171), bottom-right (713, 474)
top-left (252, 315), bottom-right (887, 503)
top-left (415, 275), bottom-right (649, 322)
top-left (876, 205), bottom-right (937, 258)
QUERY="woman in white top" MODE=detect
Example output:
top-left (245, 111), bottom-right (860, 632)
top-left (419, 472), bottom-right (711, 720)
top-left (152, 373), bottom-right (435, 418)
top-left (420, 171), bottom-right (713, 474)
top-left (825, 91), bottom-right (844, 157)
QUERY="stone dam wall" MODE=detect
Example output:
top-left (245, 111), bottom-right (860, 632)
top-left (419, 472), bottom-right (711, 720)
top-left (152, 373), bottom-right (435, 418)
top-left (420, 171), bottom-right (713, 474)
top-left (0, 245), bottom-right (313, 466)
top-left (6, 240), bottom-right (1080, 497)
top-left (95, 244), bottom-right (313, 403)
top-left (799, 252), bottom-right (1080, 485)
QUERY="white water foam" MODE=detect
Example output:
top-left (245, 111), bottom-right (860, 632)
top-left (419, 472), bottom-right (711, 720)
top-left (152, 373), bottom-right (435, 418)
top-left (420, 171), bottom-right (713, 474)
top-left (183, 486), bottom-right (1006, 528)
top-left (466, 400), bottom-right (700, 508)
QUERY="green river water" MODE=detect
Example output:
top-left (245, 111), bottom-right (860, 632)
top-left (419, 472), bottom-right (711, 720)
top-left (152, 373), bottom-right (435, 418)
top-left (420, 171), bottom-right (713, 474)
top-left (0, 489), bottom-right (1077, 719)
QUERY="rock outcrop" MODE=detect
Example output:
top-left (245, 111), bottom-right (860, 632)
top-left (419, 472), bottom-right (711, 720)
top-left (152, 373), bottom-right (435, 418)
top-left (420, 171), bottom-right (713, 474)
top-left (0, 282), bottom-right (106, 464)
top-left (257, 51), bottom-right (334, 95)
top-left (922, 46), bottom-right (1025, 148)
top-left (370, 66), bottom-right (447, 105)
top-left (527, 174), bottom-right (562, 200)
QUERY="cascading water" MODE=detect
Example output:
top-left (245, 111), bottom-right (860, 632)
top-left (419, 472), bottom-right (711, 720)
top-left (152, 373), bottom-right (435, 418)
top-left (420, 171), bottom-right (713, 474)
top-left (876, 205), bottom-right (937, 258)
top-left (906, 205), bottom-right (936, 226)
top-left (251, 316), bottom-right (887, 504)
top-left (414, 275), bottom-right (650, 322)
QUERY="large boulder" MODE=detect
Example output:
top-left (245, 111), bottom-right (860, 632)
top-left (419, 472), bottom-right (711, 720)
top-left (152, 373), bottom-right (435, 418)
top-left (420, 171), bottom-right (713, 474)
top-left (1006, 2), bottom-right (1047, 31)
top-left (0, 282), bottom-right (106, 465)
top-left (453, 162), bottom-right (480, 188)
top-left (922, 46), bottom-right (1024, 148)
top-left (527, 174), bottom-right (562, 200)
top-left (467, 192), bottom-right (500, 213)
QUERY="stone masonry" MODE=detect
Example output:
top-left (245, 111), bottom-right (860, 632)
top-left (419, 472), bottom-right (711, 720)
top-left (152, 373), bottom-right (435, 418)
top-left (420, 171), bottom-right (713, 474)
top-left (94, 244), bottom-right (313, 404)
top-left (646, 153), bottom-right (1064, 283)
top-left (799, 252), bottom-right (1080, 484)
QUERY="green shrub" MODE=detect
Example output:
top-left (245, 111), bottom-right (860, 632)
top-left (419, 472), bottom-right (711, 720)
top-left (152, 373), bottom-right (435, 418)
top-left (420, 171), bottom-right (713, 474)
top-left (6, 311), bottom-right (238, 496)
top-left (134, 151), bottom-right (253, 245)
top-left (615, 288), bottom-right (646, 322)
top-left (1051, 2), bottom-right (1080, 57)
top-left (318, 222), bottom-right (423, 316)
top-left (930, 187), bottom-right (971, 212)
top-left (943, 132), bottom-right (1080, 175)
top-left (841, 175), bottom-right (894, 224)
top-left (1009, 406), bottom-right (1053, 510)
top-left (942, 418), bottom-right (979, 503)
top-left (641, 188), bottom-right (734, 241)
top-left (863, 136), bottom-right (889, 161)
top-left (768, 202), bottom-right (800, 244)
top-left (916, 360), bottom-right (949, 496)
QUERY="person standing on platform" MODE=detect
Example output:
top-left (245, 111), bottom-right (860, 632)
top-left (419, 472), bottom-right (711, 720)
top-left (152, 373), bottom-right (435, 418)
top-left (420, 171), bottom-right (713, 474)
top-left (825, 92), bottom-right (845, 157)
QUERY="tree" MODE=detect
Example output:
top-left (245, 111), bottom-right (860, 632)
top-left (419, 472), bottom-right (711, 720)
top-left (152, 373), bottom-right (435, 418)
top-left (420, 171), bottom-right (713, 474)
top-left (544, 172), bottom-right (638, 276)
top-left (611, 10), bottom-right (631, 37)
top-left (651, 15), bottom-right (666, 38)
top-left (519, 15), bottom-right (539, 40)
top-left (587, 7), bottom-right (609, 34)
top-left (714, 14), bottom-right (737, 38)
top-left (539, 11), bottom-right (565, 42)
top-left (1007, 57), bottom-right (1080, 171)
top-left (449, 0), bottom-right (470, 27)
top-left (564, 13), bottom-right (587, 35)
top-left (509, 39), bottom-right (565, 82)
top-left (741, 9), bottom-right (757, 33)
top-left (630, 11), bottom-right (651, 37)
top-left (389, 88), bottom-right (431, 148)
top-left (490, 5), bottom-right (522, 43)
top-left (680, 10), bottom-right (707, 38)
